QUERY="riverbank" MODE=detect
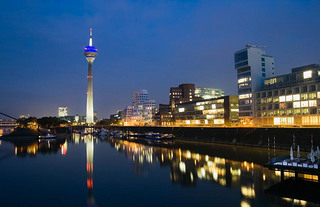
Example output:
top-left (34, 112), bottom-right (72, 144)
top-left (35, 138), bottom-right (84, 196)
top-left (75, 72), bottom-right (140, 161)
top-left (108, 126), bottom-right (320, 152)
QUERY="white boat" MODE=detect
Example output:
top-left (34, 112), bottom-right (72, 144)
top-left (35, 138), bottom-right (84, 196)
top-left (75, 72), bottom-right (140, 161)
top-left (39, 133), bottom-right (56, 139)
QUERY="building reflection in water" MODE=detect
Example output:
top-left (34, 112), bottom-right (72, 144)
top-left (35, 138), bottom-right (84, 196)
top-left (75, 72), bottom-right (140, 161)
top-left (107, 138), bottom-right (317, 207)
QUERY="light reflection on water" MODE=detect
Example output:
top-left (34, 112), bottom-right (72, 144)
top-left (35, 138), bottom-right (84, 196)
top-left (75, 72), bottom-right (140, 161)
top-left (0, 132), bottom-right (318, 207)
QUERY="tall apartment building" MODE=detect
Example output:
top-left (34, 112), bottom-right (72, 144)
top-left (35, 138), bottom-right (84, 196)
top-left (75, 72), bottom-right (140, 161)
top-left (254, 64), bottom-right (320, 126)
top-left (170, 84), bottom-right (195, 108)
top-left (234, 45), bottom-right (275, 124)
top-left (58, 107), bottom-right (68, 117)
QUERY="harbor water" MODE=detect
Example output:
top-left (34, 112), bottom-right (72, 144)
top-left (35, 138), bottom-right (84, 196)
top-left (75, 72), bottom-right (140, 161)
top-left (0, 131), bottom-right (318, 207)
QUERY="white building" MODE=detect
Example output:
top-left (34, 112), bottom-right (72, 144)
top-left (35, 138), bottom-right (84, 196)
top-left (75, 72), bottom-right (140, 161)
top-left (234, 45), bottom-right (275, 124)
top-left (125, 89), bottom-right (156, 125)
top-left (58, 107), bottom-right (68, 117)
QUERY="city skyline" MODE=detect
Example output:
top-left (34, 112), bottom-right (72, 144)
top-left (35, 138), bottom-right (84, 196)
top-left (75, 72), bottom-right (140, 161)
top-left (1, 1), bottom-right (320, 118)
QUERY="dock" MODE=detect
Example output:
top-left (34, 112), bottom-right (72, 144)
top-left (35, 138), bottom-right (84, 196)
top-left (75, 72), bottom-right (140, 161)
top-left (264, 155), bottom-right (320, 181)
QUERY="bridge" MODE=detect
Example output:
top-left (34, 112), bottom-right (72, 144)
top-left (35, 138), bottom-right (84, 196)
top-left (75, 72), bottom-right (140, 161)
top-left (0, 112), bottom-right (17, 127)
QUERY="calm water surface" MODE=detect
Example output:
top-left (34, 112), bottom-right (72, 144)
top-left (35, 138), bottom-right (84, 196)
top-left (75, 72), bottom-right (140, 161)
top-left (0, 131), bottom-right (318, 207)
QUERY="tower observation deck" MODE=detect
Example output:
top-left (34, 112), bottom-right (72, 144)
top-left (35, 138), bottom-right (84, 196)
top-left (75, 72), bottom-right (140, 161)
top-left (84, 29), bottom-right (98, 124)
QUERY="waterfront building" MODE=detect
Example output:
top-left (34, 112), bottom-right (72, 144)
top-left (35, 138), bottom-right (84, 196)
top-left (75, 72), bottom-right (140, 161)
top-left (84, 28), bottom-right (98, 124)
top-left (154, 104), bottom-right (174, 126)
top-left (254, 64), bottom-right (320, 126)
top-left (173, 96), bottom-right (239, 126)
top-left (235, 45), bottom-right (275, 125)
top-left (124, 106), bottom-right (133, 125)
top-left (195, 88), bottom-right (225, 100)
top-left (170, 84), bottom-right (195, 109)
top-left (110, 110), bottom-right (125, 124)
top-left (58, 107), bottom-right (68, 117)
top-left (124, 90), bottom-right (156, 126)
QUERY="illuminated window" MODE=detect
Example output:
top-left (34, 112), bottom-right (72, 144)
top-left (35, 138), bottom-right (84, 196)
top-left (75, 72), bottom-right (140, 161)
top-left (293, 94), bottom-right (300, 101)
top-left (212, 104), bottom-right (216, 109)
top-left (195, 120), bottom-right (200, 124)
top-left (309, 92), bottom-right (317, 99)
top-left (274, 117), bottom-right (280, 125)
top-left (206, 115), bottom-right (214, 119)
top-left (199, 106), bottom-right (204, 110)
top-left (294, 109), bottom-right (300, 115)
top-left (279, 96), bottom-right (286, 102)
top-left (239, 93), bottom-right (252, 99)
top-left (238, 77), bottom-right (251, 83)
top-left (309, 100), bottom-right (317, 107)
top-left (178, 108), bottom-right (185, 112)
top-left (274, 117), bottom-right (294, 125)
top-left (301, 108), bottom-right (309, 114)
top-left (286, 95), bottom-right (292, 102)
top-left (265, 78), bottom-right (277, 85)
top-left (239, 83), bottom-right (249, 88)
top-left (293, 102), bottom-right (300, 108)
top-left (186, 120), bottom-right (190, 124)
top-left (214, 119), bottom-right (224, 124)
top-left (204, 120), bottom-right (208, 124)
top-left (301, 93), bottom-right (308, 100)
top-left (318, 92), bottom-right (320, 98)
top-left (303, 70), bottom-right (312, 79)
top-left (301, 101), bottom-right (308, 107)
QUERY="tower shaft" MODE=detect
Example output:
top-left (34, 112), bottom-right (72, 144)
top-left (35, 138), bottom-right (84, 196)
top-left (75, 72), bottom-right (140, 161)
top-left (86, 62), bottom-right (94, 124)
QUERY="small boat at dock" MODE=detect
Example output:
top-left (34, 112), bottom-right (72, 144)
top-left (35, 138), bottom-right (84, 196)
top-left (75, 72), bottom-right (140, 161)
top-left (38, 133), bottom-right (56, 139)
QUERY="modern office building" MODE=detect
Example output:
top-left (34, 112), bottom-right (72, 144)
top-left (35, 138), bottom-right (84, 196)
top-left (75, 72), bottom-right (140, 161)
top-left (58, 107), bottom-right (68, 117)
top-left (195, 88), bottom-right (225, 100)
top-left (235, 45), bottom-right (275, 125)
top-left (173, 96), bottom-right (239, 126)
top-left (84, 28), bottom-right (98, 124)
top-left (254, 64), bottom-right (320, 126)
top-left (170, 84), bottom-right (195, 109)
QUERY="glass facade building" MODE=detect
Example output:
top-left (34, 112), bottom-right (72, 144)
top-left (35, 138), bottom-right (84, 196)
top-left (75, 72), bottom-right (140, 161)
top-left (254, 64), bottom-right (320, 126)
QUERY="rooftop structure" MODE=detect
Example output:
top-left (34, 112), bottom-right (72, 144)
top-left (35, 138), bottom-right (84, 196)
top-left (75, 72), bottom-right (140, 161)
top-left (195, 88), bottom-right (225, 100)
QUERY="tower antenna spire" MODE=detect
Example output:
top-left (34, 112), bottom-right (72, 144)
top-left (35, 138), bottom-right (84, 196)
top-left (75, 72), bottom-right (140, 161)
top-left (89, 28), bottom-right (93, 46)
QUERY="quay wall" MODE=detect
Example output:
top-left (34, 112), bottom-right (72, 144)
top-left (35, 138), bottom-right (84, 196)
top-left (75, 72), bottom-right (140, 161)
top-left (109, 126), bottom-right (320, 151)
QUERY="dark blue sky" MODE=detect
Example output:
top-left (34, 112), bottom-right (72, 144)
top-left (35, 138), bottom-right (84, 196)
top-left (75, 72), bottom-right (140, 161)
top-left (1, 0), bottom-right (320, 118)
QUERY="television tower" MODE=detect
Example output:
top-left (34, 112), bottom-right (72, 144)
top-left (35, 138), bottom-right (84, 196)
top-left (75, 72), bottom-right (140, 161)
top-left (84, 28), bottom-right (98, 124)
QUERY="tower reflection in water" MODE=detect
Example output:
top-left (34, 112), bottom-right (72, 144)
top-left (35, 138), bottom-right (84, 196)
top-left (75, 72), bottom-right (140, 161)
top-left (108, 138), bottom-right (314, 207)
top-left (83, 130), bottom-right (97, 207)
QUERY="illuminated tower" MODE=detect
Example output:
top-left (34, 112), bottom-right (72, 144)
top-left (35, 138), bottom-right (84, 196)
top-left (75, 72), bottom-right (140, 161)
top-left (84, 28), bottom-right (98, 124)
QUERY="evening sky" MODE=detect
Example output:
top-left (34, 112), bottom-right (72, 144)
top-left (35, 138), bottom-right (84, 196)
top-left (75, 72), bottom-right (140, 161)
top-left (1, 0), bottom-right (320, 118)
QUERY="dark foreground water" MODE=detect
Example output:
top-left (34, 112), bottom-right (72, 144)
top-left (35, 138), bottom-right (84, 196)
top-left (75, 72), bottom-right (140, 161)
top-left (0, 132), bottom-right (318, 207)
